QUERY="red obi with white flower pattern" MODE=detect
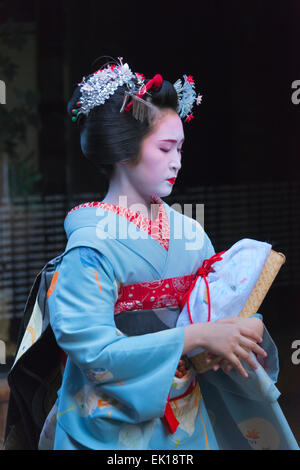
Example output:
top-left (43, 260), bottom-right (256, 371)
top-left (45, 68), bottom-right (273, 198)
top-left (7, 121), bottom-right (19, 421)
top-left (114, 273), bottom-right (196, 315)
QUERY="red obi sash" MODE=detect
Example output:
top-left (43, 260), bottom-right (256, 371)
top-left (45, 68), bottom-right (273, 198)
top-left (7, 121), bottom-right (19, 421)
top-left (114, 273), bottom-right (196, 314)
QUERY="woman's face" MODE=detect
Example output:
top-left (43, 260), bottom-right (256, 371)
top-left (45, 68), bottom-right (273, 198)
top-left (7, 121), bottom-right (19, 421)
top-left (121, 110), bottom-right (184, 198)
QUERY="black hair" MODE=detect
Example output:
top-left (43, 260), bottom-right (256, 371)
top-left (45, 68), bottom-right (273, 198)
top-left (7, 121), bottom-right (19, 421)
top-left (67, 71), bottom-right (178, 180)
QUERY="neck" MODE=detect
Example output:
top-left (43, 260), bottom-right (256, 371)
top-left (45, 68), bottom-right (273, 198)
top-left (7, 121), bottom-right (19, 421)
top-left (102, 176), bottom-right (160, 221)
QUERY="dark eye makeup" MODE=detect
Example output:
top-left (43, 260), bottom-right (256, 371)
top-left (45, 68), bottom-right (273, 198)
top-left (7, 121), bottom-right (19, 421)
top-left (160, 148), bottom-right (183, 153)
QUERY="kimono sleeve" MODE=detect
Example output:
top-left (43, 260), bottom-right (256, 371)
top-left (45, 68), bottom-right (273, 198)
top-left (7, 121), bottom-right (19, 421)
top-left (48, 246), bottom-right (185, 423)
top-left (203, 231), bottom-right (215, 259)
top-left (192, 220), bottom-right (216, 263)
top-left (249, 313), bottom-right (279, 382)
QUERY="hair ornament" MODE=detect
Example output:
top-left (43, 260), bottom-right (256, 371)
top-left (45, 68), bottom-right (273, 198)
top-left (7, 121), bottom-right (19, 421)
top-left (122, 74), bottom-right (163, 114)
top-left (173, 75), bottom-right (202, 122)
top-left (72, 58), bottom-right (139, 122)
top-left (71, 57), bottom-right (202, 124)
top-left (120, 92), bottom-right (159, 124)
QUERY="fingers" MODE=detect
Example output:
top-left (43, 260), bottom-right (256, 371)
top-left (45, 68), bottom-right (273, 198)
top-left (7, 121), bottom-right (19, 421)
top-left (218, 359), bottom-right (233, 374)
top-left (206, 353), bottom-right (223, 368)
top-left (203, 321), bottom-right (268, 377)
top-left (215, 343), bottom-right (265, 377)
top-left (239, 337), bottom-right (267, 358)
top-left (218, 318), bottom-right (264, 343)
top-left (207, 357), bottom-right (229, 373)
top-left (212, 361), bottom-right (232, 374)
top-left (229, 355), bottom-right (249, 378)
top-left (207, 352), bottom-right (248, 378)
top-left (220, 344), bottom-right (258, 378)
top-left (208, 353), bottom-right (255, 377)
top-left (206, 352), bottom-right (219, 362)
top-left (240, 327), bottom-right (263, 344)
top-left (235, 345), bottom-right (259, 371)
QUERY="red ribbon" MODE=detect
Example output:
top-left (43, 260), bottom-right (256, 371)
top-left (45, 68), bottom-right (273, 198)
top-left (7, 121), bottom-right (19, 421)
top-left (161, 391), bottom-right (180, 434)
top-left (179, 251), bottom-right (226, 324)
top-left (161, 251), bottom-right (226, 434)
top-left (161, 377), bottom-right (198, 434)
top-left (124, 74), bottom-right (163, 113)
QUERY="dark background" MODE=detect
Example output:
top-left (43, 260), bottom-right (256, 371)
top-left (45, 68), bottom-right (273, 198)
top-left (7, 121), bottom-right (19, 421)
top-left (0, 0), bottom-right (300, 445)
top-left (2, 0), bottom-right (300, 194)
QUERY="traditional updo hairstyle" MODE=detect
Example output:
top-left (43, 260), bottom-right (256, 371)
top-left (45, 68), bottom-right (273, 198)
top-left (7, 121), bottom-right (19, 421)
top-left (67, 63), bottom-right (179, 180)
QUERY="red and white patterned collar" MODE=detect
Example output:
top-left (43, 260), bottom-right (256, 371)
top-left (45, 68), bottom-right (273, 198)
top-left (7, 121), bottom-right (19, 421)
top-left (66, 195), bottom-right (170, 251)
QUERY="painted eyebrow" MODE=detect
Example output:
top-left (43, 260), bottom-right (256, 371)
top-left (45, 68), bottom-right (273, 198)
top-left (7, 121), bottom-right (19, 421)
top-left (158, 139), bottom-right (185, 143)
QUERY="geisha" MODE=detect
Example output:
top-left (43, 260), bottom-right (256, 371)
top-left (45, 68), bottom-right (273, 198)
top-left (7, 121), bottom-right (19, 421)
top-left (6, 57), bottom-right (299, 451)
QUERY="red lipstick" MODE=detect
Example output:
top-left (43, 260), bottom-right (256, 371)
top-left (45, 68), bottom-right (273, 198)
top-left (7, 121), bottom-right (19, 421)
top-left (167, 178), bottom-right (176, 185)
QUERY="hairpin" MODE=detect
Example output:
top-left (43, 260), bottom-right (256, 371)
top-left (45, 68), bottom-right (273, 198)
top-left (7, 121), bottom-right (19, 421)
top-left (71, 101), bottom-right (82, 122)
top-left (173, 75), bottom-right (203, 123)
top-left (120, 92), bottom-right (159, 124)
top-left (71, 58), bottom-right (202, 124)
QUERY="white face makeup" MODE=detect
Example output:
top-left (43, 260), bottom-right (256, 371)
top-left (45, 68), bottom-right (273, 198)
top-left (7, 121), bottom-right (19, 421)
top-left (122, 111), bottom-right (185, 199)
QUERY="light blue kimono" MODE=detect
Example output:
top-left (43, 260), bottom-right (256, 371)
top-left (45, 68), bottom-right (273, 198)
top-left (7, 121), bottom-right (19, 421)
top-left (46, 200), bottom-right (299, 450)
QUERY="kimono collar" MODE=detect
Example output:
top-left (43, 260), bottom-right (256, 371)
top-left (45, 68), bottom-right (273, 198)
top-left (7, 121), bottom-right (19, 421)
top-left (64, 195), bottom-right (164, 239)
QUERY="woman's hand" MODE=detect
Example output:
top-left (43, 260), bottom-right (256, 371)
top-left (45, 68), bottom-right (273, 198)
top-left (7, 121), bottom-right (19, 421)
top-left (198, 317), bottom-right (267, 377)
top-left (216, 316), bottom-right (264, 340)
top-left (205, 317), bottom-right (265, 374)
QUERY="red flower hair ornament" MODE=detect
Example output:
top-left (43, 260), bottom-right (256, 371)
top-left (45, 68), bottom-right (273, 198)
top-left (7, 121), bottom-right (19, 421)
top-left (71, 57), bottom-right (203, 124)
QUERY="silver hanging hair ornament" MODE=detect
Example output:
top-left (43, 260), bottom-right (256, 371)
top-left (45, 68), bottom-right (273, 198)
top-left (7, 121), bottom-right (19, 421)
top-left (71, 57), bottom-right (137, 121)
top-left (173, 75), bottom-right (203, 123)
top-left (132, 95), bottom-right (159, 124)
top-left (71, 57), bottom-right (203, 124)
top-left (120, 92), bottom-right (159, 124)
